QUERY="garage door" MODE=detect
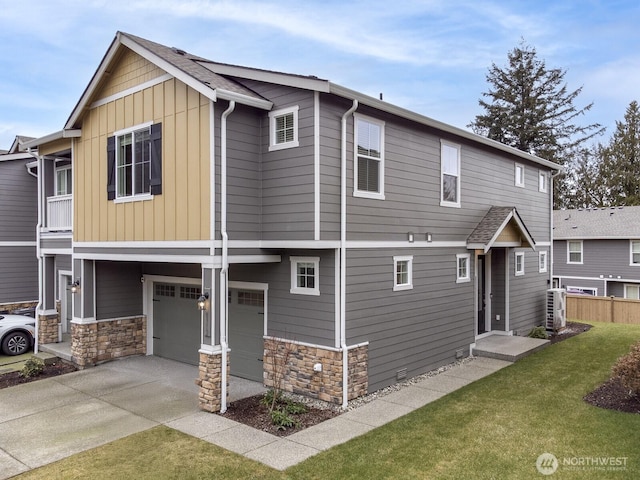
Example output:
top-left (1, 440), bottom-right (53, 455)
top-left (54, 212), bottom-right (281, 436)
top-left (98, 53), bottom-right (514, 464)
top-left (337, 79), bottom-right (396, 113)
top-left (153, 282), bottom-right (201, 366)
top-left (228, 288), bottom-right (264, 382)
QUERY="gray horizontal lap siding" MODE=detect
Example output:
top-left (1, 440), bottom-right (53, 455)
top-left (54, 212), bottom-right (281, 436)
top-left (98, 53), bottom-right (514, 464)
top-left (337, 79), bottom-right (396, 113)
top-left (41, 237), bottom-right (72, 250)
top-left (0, 159), bottom-right (37, 242)
top-left (0, 246), bottom-right (38, 303)
top-left (346, 248), bottom-right (475, 392)
top-left (335, 105), bottom-right (551, 242)
top-left (96, 262), bottom-right (143, 320)
top-left (230, 250), bottom-right (336, 347)
top-left (509, 250), bottom-right (547, 334)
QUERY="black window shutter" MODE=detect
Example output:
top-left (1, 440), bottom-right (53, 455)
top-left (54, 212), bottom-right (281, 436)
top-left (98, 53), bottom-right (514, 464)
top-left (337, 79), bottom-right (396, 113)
top-left (107, 136), bottom-right (116, 200)
top-left (150, 123), bottom-right (162, 195)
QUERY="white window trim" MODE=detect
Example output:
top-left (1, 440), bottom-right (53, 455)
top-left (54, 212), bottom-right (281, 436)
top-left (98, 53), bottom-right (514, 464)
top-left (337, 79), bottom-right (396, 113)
top-left (630, 240), bottom-right (640, 266)
top-left (515, 163), bottom-right (525, 188)
top-left (567, 240), bottom-right (583, 265)
top-left (55, 164), bottom-right (72, 196)
top-left (624, 284), bottom-right (640, 300)
top-left (290, 256), bottom-right (320, 296)
top-left (393, 255), bottom-right (413, 291)
top-left (567, 286), bottom-right (598, 296)
top-left (440, 140), bottom-right (461, 208)
top-left (114, 121), bottom-right (154, 201)
top-left (538, 170), bottom-right (548, 193)
top-left (269, 105), bottom-right (299, 151)
top-left (353, 113), bottom-right (385, 200)
top-left (515, 251), bottom-right (525, 276)
top-left (538, 251), bottom-right (548, 273)
top-left (456, 253), bottom-right (471, 283)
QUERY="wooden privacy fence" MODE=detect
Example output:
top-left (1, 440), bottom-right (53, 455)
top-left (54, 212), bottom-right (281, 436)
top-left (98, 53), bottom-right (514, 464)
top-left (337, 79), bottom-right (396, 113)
top-left (567, 294), bottom-right (640, 324)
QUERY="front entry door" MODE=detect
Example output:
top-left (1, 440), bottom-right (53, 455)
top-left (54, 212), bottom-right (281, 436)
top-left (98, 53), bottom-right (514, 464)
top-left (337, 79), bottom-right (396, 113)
top-left (478, 255), bottom-right (487, 334)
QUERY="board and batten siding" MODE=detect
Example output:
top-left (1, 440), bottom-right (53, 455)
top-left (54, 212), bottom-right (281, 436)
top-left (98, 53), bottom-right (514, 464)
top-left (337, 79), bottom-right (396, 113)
top-left (230, 250), bottom-right (336, 347)
top-left (75, 69), bottom-right (211, 242)
top-left (95, 261), bottom-right (143, 320)
top-left (345, 248), bottom-right (475, 392)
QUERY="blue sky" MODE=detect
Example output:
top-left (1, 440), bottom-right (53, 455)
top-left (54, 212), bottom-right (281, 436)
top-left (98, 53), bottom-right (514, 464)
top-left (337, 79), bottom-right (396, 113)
top-left (1, 0), bottom-right (638, 149)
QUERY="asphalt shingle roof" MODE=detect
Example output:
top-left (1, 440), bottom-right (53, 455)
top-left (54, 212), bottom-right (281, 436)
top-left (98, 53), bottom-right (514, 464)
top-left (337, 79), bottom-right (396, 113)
top-left (553, 206), bottom-right (640, 239)
top-left (467, 206), bottom-right (517, 245)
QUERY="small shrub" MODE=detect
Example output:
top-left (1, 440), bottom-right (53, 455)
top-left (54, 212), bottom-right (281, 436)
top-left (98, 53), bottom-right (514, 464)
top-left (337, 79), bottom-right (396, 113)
top-left (269, 407), bottom-right (299, 431)
top-left (283, 398), bottom-right (307, 415)
top-left (20, 357), bottom-right (45, 378)
top-left (261, 388), bottom-right (283, 408)
top-left (611, 341), bottom-right (640, 397)
top-left (528, 326), bottom-right (548, 339)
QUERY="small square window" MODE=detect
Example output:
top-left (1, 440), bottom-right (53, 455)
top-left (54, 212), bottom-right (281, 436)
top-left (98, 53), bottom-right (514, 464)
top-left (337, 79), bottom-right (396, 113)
top-left (538, 171), bottom-right (548, 193)
top-left (269, 106), bottom-right (299, 151)
top-left (631, 241), bottom-right (640, 265)
top-left (515, 251), bottom-right (525, 276)
top-left (624, 284), bottom-right (640, 299)
top-left (393, 256), bottom-right (413, 291)
top-left (290, 256), bottom-right (319, 295)
top-left (515, 164), bottom-right (525, 187)
top-left (456, 254), bottom-right (470, 283)
top-left (539, 251), bottom-right (548, 273)
top-left (568, 241), bottom-right (583, 264)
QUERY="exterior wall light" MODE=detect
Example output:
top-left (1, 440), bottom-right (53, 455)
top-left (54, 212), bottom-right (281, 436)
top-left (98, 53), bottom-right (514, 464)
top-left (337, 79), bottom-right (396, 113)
top-left (70, 280), bottom-right (80, 294)
top-left (426, 232), bottom-right (433, 242)
top-left (407, 232), bottom-right (414, 243)
top-left (197, 292), bottom-right (210, 311)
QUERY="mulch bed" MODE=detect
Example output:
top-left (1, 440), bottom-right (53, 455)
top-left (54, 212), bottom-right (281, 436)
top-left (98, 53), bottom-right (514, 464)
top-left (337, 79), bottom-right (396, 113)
top-left (220, 394), bottom-right (340, 436)
top-left (548, 321), bottom-right (592, 344)
top-left (0, 360), bottom-right (77, 390)
top-left (584, 376), bottom-right (640, 414)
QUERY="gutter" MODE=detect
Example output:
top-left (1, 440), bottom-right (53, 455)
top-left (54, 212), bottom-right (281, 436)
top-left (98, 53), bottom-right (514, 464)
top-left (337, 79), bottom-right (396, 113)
top-left (340, 99), bottom-right (358, 408)
top-left (219, 100), bottom-right (235, 413)
top-left (24, 149), bottom-right (42, 354)
top-left (549, 169), bottom-right (564, 286)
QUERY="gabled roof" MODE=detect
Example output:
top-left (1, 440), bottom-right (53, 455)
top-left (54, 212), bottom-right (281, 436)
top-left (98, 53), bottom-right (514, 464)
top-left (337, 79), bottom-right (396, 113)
top-left (553, 206), bottom-right (640, 239)
top-left (65, 32), bottom-right (273, 129)
top-left (58, 31), bottom-right (562, 172)
top-left (467, 206), bottom-right (536, 252)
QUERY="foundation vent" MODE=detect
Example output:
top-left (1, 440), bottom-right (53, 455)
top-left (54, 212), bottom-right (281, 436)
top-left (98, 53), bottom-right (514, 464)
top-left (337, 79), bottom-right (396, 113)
top-left (456, 349), bottom-right (464, 359)
top-left (396, 368), bottom-right (407, 381)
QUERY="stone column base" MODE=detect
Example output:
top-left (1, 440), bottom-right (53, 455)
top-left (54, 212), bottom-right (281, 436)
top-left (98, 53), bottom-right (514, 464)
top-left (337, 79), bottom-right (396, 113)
top-left (38, 312), bottom-right (60, 345)
top-left (197, 350), bottom-right (230, 413)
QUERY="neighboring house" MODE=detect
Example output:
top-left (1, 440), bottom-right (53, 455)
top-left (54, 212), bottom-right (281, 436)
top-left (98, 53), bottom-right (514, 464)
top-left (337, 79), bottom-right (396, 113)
top-left (553, 206), bottom-right (640, 298)
top-left (0, 136), bottom-right (38, 314)
top-left (24, 32), bottom-right (559, 412)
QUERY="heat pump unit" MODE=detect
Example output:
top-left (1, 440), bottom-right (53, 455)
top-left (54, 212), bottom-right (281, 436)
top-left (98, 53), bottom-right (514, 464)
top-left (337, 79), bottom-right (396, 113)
top-left (546, 288), bottom-right (566, 331)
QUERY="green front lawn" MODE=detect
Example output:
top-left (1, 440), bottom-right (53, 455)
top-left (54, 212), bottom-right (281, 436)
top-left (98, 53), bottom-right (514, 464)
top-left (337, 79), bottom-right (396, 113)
top-left (19, 321), bottom-right (640, 479)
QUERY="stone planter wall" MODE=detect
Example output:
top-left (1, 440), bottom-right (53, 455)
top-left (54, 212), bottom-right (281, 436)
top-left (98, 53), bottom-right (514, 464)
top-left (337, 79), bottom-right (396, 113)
top-left (71, 316), bottom-right (146, 367)
top-left (197, 351), bottom-right (230, 413)
top-left (263, 338), bottom-right (368, 404)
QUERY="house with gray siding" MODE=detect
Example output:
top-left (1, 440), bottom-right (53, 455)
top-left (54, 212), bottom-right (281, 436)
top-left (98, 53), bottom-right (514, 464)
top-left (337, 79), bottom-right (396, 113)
top-left (25, 32), bottom-right (560, 412)
top-left (553, 206), bottom-right (640, 298)
top-left (0, 137), bottom-right (38, 314)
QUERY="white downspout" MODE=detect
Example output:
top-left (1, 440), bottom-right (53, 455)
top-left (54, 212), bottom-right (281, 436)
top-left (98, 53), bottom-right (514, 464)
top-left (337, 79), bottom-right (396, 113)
top-left (340, 100), bottom-right (358, 408)
top-left (25, 150), bottom-right (43, 354)
top-left (219, 100), bottom-right (235, 414)
top-left (549, 169), bottom-right (563, 286)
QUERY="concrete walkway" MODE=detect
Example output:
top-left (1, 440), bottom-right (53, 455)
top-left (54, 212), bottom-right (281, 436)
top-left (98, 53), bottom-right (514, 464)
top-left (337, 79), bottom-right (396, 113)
top-left (0, 355), bottom-right (511, 477)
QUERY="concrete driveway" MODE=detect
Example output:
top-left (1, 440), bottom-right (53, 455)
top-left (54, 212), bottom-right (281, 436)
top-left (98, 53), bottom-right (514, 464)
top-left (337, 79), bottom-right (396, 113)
top-left (0, 355), bottom-right (265, 479)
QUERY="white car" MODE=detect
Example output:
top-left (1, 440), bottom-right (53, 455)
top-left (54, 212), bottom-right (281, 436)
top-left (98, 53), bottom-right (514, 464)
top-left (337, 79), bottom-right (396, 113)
top-left (0, 314), bottom-right (36, 356)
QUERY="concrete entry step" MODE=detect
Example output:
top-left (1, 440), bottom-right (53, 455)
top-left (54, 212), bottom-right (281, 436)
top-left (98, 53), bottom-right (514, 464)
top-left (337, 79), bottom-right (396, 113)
top-left (33, 351), bottom-right (59, 365)
top-left (473, 335), bottom-right (550, 362)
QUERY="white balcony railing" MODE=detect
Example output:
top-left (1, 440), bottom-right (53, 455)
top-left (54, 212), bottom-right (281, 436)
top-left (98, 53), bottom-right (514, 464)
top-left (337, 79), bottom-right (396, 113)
top-left (46, 195), bottom-right (72, 231)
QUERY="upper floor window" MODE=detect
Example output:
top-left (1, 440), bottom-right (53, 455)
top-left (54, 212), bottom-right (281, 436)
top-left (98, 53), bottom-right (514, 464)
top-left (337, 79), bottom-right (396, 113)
top-left (55, 165), bottom-right (72, 196)
top-left (631, 241), bottom-right (640, 265)
top-left (539, 251), bottom-right (548, 273)
top-left (538, 170), bottom-right (548, 193)
top-left (456, 254), bottom-right (470, 283)
top-left (354, 114), bottom-right (385, 199)
top-left (567, 240), bottom-right (583, 264)
top-left (515, 163), bottom-right (525, 187)
top-left (290, 256), bottom-right (320, 296)
top-left (269, 106), bottom-right (299, 151)
top-left (107, 122), bottom-right (162, 201)
top-left (440, 140), bottom-right (461, 207)
top-left (393, 256), bottom-right (413, 291)
top-left (515, 251), bottom-right (525, 276)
